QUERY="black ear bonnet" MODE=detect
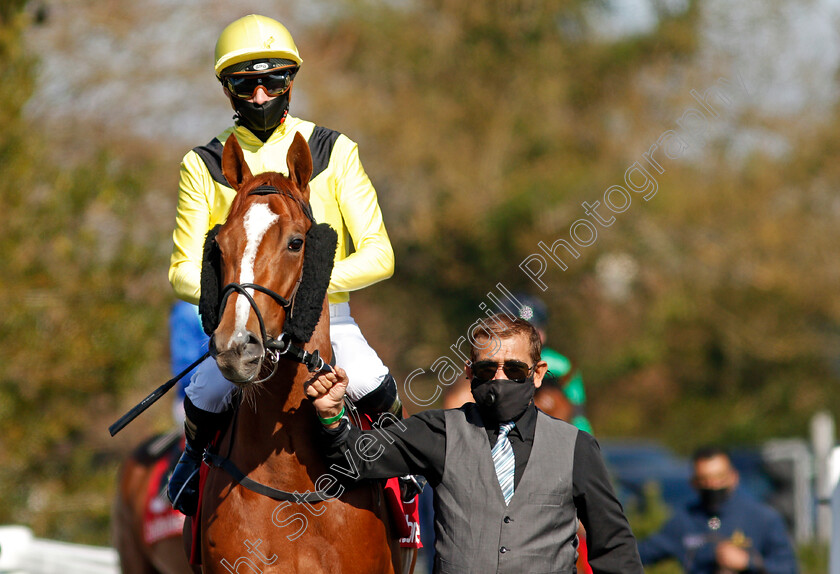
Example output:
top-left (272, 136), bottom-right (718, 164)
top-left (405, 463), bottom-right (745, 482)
top-left (198, 221), bottom-right (338, 343)
top-left (284, 222), bottom-right (337, 342)
top-left (198, 224), bottom-right (223, 336)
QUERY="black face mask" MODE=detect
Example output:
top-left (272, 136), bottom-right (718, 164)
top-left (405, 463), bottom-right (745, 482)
top-left (231, 91), bottom-right (290, 141)
top-left (699, 487), bottom-right (731, 515)
top-left (471, 377), bottom-right (535, 425)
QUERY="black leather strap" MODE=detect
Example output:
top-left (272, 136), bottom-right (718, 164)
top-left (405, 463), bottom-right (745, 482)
top-left (204, 452), bottom-right (336, 504)
top-left (265, 332), bottom-right (328, 372)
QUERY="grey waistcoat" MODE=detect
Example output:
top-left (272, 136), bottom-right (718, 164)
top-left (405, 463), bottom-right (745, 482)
top-left (433, 405), bottom-right (580, 574)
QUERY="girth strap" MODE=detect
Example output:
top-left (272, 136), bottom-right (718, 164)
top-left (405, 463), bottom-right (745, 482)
top-left (203, 451), bottom-right (336, 504)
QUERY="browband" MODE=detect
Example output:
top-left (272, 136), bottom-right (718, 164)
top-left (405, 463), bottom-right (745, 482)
top-left (249, 185), bottom-right (314, 223)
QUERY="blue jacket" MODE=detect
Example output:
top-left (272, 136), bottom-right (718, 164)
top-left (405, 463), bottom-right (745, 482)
top-left (169, 300), bottom-right (209, 402)
top-left (637, 488), bottom-right (798, 573)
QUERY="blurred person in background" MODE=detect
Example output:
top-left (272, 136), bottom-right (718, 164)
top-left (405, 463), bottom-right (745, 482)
top-left (638, 446), bottom-right (798, 574)
top-left (166, 14), bottom-right (407, 515)
top-left (514, 293), bottom-right (593, 434)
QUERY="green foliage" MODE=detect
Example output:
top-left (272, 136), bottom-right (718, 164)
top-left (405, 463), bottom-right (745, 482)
top-left (305, 0), bottom-right (840, 454)
top-left (797, 543), bottom-right (829, 574)
top-left (625, 482), bottom-right (671, 539)
top-left (0, 4), bottom-right (172, 544)
top-left (624, 484), bottom-right (683, 574)
top-left (2, 0), bottom-right (839, 549)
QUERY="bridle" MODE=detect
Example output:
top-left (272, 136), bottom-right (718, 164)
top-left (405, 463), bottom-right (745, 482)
top-left (202, 183), bottom-right (338, 505)
top-left (212, 185), bottom-right (328, 376)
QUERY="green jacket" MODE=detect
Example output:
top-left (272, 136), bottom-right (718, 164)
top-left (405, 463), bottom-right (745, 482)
top-left (540, 346), bottom-right (593, 434)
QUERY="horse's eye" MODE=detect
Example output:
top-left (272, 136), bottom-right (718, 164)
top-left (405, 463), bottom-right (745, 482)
top-left (288, 238), bottom-right (304, 252)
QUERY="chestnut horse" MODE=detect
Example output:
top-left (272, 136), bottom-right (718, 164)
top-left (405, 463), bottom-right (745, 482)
top-left (194, 132), bottom-right (404, 573)
top-left (112, 431), bottom-right (192, 574)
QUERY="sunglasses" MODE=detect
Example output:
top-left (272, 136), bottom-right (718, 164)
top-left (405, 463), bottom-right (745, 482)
top-left (221, 66), bottom-right (298, 100)
top-left (471, 360), bottom-right (536, 384)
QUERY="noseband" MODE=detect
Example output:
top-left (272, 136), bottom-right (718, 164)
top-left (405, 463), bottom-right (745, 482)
top-left (213, 185), bottom-right (327, 374)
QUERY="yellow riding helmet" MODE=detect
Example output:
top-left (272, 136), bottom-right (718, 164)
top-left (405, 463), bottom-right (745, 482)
top-left (214, 14), bottom-right (302, 77)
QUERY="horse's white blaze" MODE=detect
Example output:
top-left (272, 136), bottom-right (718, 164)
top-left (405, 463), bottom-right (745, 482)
top-left (235, 203), bottom-right (280, 336)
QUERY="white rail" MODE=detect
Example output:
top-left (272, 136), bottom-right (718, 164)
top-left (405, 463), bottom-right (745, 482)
top-left (0, 526), bottom-right (119, 574)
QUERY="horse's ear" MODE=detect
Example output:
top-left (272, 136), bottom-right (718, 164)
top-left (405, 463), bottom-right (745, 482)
top-left (221, 133), bottom-right (253, 191)
top-left (286, 131), bottom-right (313, 197)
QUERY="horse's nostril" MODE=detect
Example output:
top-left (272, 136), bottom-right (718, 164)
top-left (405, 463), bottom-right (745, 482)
top-left (242, 335), bottom-right (264, 363)
top-left (229, 329), bottom-right (250, 349)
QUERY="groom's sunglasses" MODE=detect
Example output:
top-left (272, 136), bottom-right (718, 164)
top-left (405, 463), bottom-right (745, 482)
top-left (471, 360), bottom-right (535, 384)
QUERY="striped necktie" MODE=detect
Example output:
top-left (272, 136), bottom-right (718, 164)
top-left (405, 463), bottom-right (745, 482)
top-left (492, 421), bottom-right (516, 505)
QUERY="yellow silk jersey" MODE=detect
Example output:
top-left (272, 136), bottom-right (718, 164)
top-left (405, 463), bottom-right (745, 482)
top-left (169, 116), bottom-right (394, 306)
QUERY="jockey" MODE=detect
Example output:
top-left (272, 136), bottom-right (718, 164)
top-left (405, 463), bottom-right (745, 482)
top-left (167, 14), bottom-right (404, 515)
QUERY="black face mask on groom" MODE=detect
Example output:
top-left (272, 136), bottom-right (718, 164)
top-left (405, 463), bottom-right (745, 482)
top-left (471, 377), bottom-right (536, 425)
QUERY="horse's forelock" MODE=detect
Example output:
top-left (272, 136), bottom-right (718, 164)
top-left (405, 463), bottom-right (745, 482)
top-left (228, 172), bottom-right (311, 226)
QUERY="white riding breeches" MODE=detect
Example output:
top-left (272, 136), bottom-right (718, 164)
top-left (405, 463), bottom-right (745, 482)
top-left (185, 302), bottom-right (390, 413)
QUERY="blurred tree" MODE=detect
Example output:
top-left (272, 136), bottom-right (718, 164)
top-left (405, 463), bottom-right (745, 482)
top-left (302, 0), bottom-right (840, 449)
top-left (0, 2), bottom-right (173, 544)
top-left (2, 0), bottom-right (840, 547)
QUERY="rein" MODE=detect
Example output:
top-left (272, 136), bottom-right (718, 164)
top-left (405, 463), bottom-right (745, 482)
top-left (204, 404), bottom-right (336, 503)
top-left (204, 395), bottom-right (358, 504)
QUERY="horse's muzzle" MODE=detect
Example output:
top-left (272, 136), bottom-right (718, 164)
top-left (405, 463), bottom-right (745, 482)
top-left (212, 330), bottom-right (265, 385)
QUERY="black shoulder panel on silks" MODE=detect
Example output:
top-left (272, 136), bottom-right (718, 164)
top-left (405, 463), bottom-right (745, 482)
top-left (308, 126), bottom-right (341, 181)
top-left (192, 138), bottom-right (229, 188)
top-left (193, 128), bottom-right (339, 186)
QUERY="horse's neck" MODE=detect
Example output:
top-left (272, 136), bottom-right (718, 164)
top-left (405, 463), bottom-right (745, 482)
top-left (228, 316), bottom-right (331, 472)
top-left (231, 366), bottom-right (314, 456)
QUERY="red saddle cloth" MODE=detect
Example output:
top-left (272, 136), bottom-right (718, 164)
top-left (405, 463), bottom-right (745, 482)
top-left (142, 439), bottom-right (186, 546)
top-left (383, 477), bottom-right (422, 548)
top-left (365, 411), bottom-right (421, 549)
top-left (577, 533), bottom-right (593, 574)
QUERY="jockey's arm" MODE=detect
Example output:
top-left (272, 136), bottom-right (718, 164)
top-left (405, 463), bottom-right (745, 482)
top-left (169, 152), bottom-right (216, 305)
top-left (327, 140), bottom-right (394, 295)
